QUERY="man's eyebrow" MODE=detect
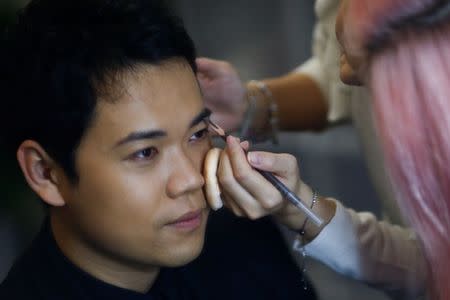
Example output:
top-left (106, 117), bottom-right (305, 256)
top-left (114, 130), bottom-right (167, 147)
top-left (190, 108), bottom-right (211, 128)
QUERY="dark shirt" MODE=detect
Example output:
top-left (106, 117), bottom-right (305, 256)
top-left (1, 211), bottom-right (317, 300)
top-left (183, 209), bottom-right (317, 300)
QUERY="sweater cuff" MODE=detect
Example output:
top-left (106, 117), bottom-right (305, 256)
top-left (304, 199), bottom-right (362, 278)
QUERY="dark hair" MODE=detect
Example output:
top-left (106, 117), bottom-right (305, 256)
top-left (0, 0), bottom-right (197, 181)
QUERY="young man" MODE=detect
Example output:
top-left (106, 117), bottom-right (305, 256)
top-left (0, 0), bottom-right (211, 298)
top-left (0, 1), bottom-right (319, 300)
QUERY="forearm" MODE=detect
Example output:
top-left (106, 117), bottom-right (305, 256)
top-left (241, 72), bottom-right (329, 143)
top-left (263, 72), bottom-right (328, 131)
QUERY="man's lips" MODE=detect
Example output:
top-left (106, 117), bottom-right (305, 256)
top-left (167, 209), bottom-right (203, 230)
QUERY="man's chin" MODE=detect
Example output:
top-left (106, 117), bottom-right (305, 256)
top-left (163, 241), bottom-right (205, 267)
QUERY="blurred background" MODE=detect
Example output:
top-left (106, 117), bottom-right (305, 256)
top-left (1, 1), bottom-right (389, 299)
top-left (0, 0), bottom-right (44, 284)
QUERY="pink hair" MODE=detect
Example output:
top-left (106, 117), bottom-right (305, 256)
top-left (343, 1), bottom-right (450, 299)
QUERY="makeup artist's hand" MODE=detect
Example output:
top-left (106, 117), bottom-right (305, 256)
top-left (204, 136), bottom-right (331, 237)
top-left (196, 58), bottom-right (247, 132)
top-left (204, 136), bottom-right (337, 239)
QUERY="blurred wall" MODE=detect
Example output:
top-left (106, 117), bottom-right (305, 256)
top-left (174, 0), bottom-right (315, 79)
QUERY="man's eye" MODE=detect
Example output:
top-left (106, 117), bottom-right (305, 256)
top-left (130, 147), bottom-right (158, 161)
top-left (189, 128), bottom-right (209, 142)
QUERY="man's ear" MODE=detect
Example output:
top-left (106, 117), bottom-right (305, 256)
top-left (16, 140), bottom-right (66, 207)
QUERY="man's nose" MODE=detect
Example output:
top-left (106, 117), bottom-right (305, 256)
top-left (166, 150), bottom-right (205, 198)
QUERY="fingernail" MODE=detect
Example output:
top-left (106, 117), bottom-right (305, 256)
top-left (247, 152), bottom-right (259, 165)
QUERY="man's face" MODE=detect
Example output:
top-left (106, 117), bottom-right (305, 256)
top-left (56, 61), bottom-right (211, 270)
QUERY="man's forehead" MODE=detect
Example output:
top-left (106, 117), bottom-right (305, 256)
top-left (85, 63), bottom-right (204, 145)
top-left (94, 59), bottom-right (196, 102)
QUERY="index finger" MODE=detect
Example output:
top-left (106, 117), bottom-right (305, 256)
top-left (225, 135), bottom-right (282, 209)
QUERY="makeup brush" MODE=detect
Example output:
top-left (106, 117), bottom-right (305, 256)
top-left (208, 119), bottom-right (324, 227)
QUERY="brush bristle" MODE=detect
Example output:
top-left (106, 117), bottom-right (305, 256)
top-left (208, 120), bottom-right (226, 138)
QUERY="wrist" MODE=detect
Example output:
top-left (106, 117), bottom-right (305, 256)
top-left (239, 80), bottom-right (278, 143)
top-left (301, 197), bottom-right (336, 241)
top-left (292, 183), bottom-right (336, 241)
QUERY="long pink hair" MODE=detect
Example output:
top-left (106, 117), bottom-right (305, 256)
top-left (342, 1), bottom-right (450, 299)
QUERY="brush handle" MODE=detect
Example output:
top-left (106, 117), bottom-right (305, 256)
top-left (257, 169), bottom-right (324, 227)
